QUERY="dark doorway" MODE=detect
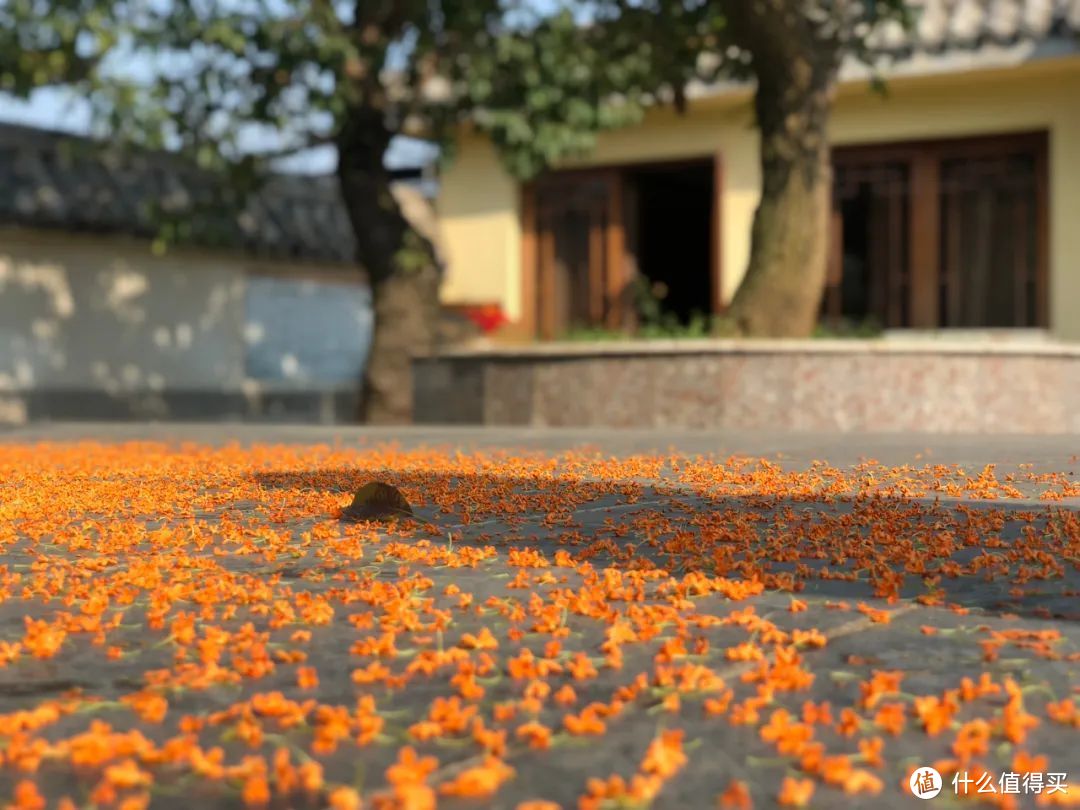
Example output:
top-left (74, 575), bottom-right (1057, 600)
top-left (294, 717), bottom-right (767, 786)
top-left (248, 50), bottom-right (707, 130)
top-left (626, 161), bottom-right (714, 325)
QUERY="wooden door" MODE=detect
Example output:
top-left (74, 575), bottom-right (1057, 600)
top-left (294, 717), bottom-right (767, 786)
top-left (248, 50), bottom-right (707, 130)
top-left (531, 171), bottom-right (625, 339)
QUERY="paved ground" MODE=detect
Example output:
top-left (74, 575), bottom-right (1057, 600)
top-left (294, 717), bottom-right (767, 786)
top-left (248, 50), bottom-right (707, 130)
top-left (0, 424), bottom-right (1077, 809)
top-left (5, 422), bottom-right (1080, 468)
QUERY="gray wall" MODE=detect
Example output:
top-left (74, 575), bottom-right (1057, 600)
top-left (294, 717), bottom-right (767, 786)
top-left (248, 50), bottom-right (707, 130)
top-left (413, 341), bottom-right (1080, 433)
top-left (0, 229), bottom-right (372, 422)
top-left (244, 274), bottom-right (372, 384)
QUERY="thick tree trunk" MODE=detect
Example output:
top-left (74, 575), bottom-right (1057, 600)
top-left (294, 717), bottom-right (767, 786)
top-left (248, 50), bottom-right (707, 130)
top-left (724, 4), bottom-right (840, 337)
top-left (363, 268), bottom-right (441, 424)
top-left (336, 109), bottom-right (441, 424)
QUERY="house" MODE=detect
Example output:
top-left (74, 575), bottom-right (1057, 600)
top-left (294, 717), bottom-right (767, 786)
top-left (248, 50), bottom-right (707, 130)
top-left (0, 123), bottom-right (441, 423)
top-left (436, 0), bottom-right (1080, 341)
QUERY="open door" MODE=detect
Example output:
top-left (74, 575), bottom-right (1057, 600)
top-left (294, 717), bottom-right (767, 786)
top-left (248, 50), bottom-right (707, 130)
top-left (522, 157), bottom-right (722, 340)
top-left (527, 170), bottom-right (627, 339)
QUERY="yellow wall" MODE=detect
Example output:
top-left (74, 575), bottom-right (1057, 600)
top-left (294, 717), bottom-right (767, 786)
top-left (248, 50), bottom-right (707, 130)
top-left (438, 56), bottom-right (1080, 337)
top-left (436, 136), bottom-right (522, 316)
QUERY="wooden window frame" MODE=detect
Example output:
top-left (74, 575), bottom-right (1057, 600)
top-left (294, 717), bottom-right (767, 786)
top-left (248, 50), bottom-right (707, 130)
top-left (832, 131), bottom-right (1049, 329)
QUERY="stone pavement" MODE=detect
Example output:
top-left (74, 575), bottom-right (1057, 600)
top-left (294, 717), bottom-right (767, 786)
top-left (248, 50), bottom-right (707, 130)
top-left (0, 424), bottom-right (1077, 809)
top-left (5, 422), bottom-right (1080, 468)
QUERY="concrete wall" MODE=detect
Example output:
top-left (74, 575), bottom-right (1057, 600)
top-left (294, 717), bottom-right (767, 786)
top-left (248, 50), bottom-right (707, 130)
top-left (0, 228), bottom-right (371, 422)
top-left (244, 273), bottom-right (372, 384)
top-left (438, 55), bottom-right (1080, 338)
top-left (414, 340), bottom-right (1080, 433)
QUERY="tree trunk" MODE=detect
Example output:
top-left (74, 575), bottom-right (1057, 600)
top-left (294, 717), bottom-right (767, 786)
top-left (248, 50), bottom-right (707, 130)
top-left (336, 109), bottom-right (441, 424)
top-left (724, 5), bottom-right (840, 337)
top-left (363, 267), bottom-right (441, 424)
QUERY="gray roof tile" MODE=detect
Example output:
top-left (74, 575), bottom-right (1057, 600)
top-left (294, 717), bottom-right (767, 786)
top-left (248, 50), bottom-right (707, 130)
top-left (0, 123), bottom-right (427, 265)
top-left (872, 0), bottom-right (1080, 53)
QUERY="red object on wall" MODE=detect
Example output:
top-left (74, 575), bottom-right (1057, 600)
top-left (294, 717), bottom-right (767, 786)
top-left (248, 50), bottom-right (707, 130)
top-left (462, 304), bottom-right (509, 334)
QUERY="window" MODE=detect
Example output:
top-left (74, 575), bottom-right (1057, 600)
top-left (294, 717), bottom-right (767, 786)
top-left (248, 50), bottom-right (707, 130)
top-left (826, 132), bottom-right (1047, 330)
top-left (939, 151), bottom-right (1041, 327)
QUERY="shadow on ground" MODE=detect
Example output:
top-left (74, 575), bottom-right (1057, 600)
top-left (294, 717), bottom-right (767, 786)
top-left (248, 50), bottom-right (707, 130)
top-left (252, 462), bottom-right (1080, 623)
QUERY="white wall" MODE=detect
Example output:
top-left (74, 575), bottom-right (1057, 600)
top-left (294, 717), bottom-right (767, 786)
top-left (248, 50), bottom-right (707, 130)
top-left (243, 274), bottom-right (373, 385)
top-left (0, 228), bottom-right (371, 419)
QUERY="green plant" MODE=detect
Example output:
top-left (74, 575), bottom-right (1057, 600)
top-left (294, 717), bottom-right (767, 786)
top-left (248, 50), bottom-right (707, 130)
top-left (812, 317), bottom-right (884, 338)
top-left (631, 274), bottom-right (667, 329)
top-left (638, 310), bottom-right (710, 339)
top-left (560, 312), bottom-right (734, 342)
top-left (560, 326), bottom-right (632, 342)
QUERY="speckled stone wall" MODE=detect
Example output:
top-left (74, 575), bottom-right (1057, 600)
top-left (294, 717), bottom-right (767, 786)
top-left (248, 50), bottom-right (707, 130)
top-left (413, 341), bottom-right (1080, 434)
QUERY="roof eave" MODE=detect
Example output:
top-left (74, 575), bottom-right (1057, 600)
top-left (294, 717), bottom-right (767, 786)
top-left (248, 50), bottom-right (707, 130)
top-left (684, 36), bottom-right (1080, 104)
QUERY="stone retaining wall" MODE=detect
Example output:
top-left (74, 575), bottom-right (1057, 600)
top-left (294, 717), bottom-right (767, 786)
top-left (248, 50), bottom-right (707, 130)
top-left (413, 339), bottom-right (1080, 433)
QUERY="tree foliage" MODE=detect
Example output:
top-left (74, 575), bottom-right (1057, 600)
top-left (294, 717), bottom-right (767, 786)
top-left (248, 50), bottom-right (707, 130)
top-left (2, 0), bottom-right (910, 259)
top-left (459, 4), bottom-right (723, 178)
top-left (2, 0), bottom-right (913, 420)
top-left (0, 0), bottom-right (116, 93)
top-left (2, 0), bottom-right (750, 182)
